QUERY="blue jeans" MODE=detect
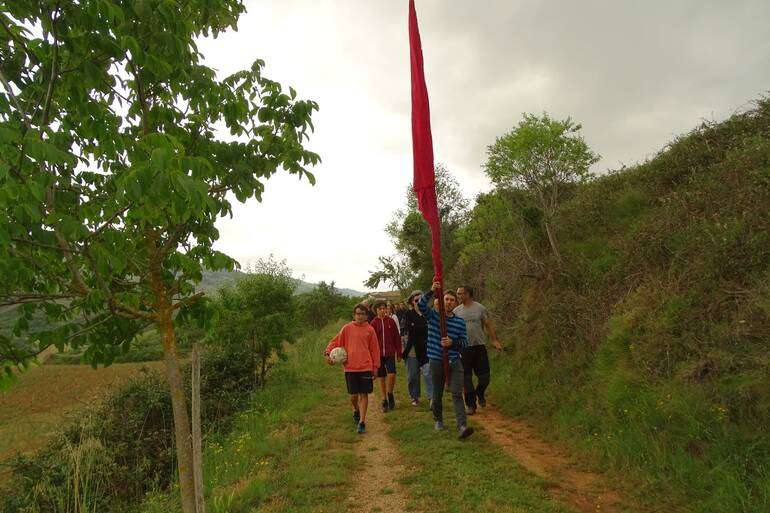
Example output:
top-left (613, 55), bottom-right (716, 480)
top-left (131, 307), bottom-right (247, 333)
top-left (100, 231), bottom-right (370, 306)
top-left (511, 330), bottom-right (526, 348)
top-left (406, 356), bottom-right (433, 400)
top-left (429, 358), bottom-right (466, 428)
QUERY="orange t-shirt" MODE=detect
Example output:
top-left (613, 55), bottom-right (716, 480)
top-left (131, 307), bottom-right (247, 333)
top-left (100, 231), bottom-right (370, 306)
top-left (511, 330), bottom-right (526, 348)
top-left (326, 321), bottom-right (381, 374)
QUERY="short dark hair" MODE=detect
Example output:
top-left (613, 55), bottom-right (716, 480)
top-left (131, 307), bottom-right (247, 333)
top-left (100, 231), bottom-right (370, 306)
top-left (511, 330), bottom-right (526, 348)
top-left (353, 303), bottom-right (368, 315)
top-left (458, 285), bottom-right (474, 298)
top-left (443, 290), bottom-right (459, 301)
top-left (373, 299), bottom-right (387, 310)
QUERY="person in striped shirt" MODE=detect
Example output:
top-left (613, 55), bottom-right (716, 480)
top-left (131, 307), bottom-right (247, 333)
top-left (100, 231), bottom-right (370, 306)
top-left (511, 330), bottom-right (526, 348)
top-left (418, 281), bottom-right (474, 440)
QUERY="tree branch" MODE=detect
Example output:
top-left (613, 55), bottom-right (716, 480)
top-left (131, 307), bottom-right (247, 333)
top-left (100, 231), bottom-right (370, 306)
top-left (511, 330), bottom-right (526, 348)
top-left (171, 292), bottom-right (205, 311)
top-left (40, 6), bottom-right (61, 127)
top-left (87, 202), bottom-right (132, 241)
top-left (0, 293), bottom-right (75, 307)
top-left (109, 300), bottom-right (155, 321)
top-left (12, 237), bottom-right (82, 254)
top-left (128, 60), bottom-right (151, 136)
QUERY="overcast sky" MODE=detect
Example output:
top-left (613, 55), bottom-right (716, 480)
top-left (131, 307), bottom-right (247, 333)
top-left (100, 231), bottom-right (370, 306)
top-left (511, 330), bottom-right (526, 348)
top-left (197, 0), bottom-right (770, 291)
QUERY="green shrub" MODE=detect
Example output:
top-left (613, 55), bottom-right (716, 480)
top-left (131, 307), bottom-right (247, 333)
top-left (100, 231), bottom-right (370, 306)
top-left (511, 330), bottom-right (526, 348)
top-left (1, 345), bottom-right (260, 512)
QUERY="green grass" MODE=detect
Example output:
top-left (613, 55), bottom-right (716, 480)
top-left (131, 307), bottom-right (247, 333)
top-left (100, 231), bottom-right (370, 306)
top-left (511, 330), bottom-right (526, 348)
top-left (142, 321), bottom-right (356, 513)
top-left (488, 325), bottom-right (770, 513)
top-left (383, 398), bottom-right (573, 513)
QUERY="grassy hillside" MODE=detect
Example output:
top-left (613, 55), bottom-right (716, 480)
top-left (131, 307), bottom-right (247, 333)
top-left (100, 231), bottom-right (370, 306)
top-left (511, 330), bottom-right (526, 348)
top-left (452, 98), bottom-right (770, 513)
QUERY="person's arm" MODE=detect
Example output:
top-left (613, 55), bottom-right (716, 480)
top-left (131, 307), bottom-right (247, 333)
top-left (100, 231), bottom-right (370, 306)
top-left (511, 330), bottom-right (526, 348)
top-left (484, 316), bottom-right (503, 351)
top-left (368, 327), bottom-right (381, 374)
top-left (444, 320), bottom-right (467, 351)
top-left (324, 328), bottom-right (344, 364)
top-left (417, 290), bottom-right (432, 316)
top-left (456, 319), bottom-right (468, 351)
top-left (390, 319), bottom-right (403, 360)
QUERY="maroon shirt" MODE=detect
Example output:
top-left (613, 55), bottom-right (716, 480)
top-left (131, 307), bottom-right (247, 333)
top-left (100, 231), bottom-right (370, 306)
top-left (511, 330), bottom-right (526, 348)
top-left (370, 316), bottom-right (402, 359)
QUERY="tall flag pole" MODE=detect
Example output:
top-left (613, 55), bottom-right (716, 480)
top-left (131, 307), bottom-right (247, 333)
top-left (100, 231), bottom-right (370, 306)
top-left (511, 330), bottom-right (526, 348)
top-left (409, 0), bottom-right (450, 385)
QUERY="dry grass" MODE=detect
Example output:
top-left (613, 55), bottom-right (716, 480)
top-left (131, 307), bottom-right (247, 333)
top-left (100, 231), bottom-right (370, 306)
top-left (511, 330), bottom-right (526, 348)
top-left (0, 361), bottom-right (163, 481)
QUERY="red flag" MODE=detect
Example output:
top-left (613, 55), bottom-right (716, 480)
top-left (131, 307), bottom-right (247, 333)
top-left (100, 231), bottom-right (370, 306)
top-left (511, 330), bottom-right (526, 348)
top-left (409, 0), bottom-right (450, 384)
top-left (409, 0), bottom-right (442, 282)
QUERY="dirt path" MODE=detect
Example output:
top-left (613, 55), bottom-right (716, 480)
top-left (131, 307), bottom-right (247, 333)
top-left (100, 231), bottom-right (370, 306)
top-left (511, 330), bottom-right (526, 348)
top-left (346, 406), bottom-right (417, 513)
top-left (475, 406), bottom-right (635, 513)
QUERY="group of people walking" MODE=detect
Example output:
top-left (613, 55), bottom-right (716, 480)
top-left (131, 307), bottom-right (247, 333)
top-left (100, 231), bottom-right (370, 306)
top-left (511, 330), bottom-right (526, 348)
top-left (324, 282), bottom-right (502, 439)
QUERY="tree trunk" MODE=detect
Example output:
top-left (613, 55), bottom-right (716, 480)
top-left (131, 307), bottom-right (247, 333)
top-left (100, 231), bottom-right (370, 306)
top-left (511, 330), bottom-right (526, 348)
top-left (149, 255), bottom-right (196, 513)
top-left (543, 219), bottom-right (562, 264)
top-left (158, 309), bottom-right (196, 513)
top-left (517, 225), bottom-right (543, 270)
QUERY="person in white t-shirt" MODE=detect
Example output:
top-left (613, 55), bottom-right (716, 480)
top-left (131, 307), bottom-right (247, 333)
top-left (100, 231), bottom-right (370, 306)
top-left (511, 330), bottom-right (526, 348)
top-left (454, 285), bottom-right (503, 415)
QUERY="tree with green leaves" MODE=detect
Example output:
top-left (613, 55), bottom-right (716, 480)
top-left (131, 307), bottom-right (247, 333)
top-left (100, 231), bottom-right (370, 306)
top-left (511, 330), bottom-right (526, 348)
top-left (0, 2), bottom-right (318, 511)
top-left (208, 256), bottom-right (297, 385)
top-left (296, 281), bottom-right (347, 329)
top-left (364, 255), bottom-right (414, 296)
top-left (484, 113), bottom-right (599, 264)
top-left (368, 164), bottom-right (468, 290)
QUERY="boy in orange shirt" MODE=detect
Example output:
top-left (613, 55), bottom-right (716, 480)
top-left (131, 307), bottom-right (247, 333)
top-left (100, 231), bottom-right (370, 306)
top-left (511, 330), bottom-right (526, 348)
top-left (325, 303), bottom-right (381, 434)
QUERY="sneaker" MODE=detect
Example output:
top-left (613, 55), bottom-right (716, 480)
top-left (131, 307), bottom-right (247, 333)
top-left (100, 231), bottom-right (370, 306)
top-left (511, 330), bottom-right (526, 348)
top-left (466, 406), bottom-right (476, 416)
top-left (410, 399), bottom-right (419, 407)
top-left (458, 425), bottom-right (475, 440)
top-left (434, 420), bottom-right (445, 431)
top-left (353, 410), bottom-right (360, 424)
top-left (357, 422), bottom-right (366, 434)
top-left (478, 396), bottom-right (487, 408)
top-left (387, 393), bottom-right (395, 410)
top-left (380, 400), bottom-right (388, 413)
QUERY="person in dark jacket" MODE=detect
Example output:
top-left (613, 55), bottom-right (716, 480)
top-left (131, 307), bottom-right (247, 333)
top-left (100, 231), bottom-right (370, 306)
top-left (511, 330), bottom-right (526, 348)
top-left (370, 300), bottom-right (403, 412)
top-left (402, 290), bottom-right (431, 406)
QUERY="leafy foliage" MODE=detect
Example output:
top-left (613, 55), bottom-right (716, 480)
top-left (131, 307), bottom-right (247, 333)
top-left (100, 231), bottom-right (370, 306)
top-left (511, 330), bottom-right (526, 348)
top-left (295, 281), bottom-right (352, 329)
top-left (207, 256), bottom-right (298, 384)
top-left (363, 255), bottom-right (415, 295)
top-left (484, 113), bottom-right (599, 262)
top-left (0, 0), bottom-right (319, 375)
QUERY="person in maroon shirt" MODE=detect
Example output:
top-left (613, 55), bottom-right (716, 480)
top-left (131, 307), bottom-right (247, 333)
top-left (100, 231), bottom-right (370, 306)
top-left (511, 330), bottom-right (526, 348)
top-left (370, 299), bottom-right (403, 412)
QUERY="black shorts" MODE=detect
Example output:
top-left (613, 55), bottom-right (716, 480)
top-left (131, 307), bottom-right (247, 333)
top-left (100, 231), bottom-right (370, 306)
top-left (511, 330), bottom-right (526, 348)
top-left (461, 345), bottom-right (490, 376)
top-left (376, 356), bottom-right (397, 377)
top-left (345, 371), bottom-right (374, 395)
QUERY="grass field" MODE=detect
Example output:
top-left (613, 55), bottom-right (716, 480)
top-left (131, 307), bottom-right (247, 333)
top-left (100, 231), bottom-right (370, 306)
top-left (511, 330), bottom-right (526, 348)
top-left (0, 360), bottom-right (163, 483)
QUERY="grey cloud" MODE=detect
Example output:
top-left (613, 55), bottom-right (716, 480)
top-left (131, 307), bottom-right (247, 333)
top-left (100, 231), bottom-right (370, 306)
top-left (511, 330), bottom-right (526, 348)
top-left (206, 0), bottom-right (769, 289)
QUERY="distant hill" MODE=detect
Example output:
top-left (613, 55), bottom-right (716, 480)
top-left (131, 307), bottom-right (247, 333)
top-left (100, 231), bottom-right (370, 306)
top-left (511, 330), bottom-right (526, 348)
top-left (198, 270), bottom-right (366, 297)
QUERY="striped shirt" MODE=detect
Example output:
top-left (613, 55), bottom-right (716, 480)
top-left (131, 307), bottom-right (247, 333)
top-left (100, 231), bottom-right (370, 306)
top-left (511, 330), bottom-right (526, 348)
top-left (417, 291), bottom-right (467, 362)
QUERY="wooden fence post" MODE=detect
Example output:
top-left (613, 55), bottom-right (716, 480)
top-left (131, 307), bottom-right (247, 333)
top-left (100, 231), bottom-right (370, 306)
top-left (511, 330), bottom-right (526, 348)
top-left (191, 343), bottom-right (205, 513)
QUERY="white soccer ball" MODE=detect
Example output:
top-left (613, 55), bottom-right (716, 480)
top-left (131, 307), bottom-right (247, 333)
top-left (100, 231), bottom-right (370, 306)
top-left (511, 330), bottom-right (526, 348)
top-left (329, 347), bottom-right (347, 364)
